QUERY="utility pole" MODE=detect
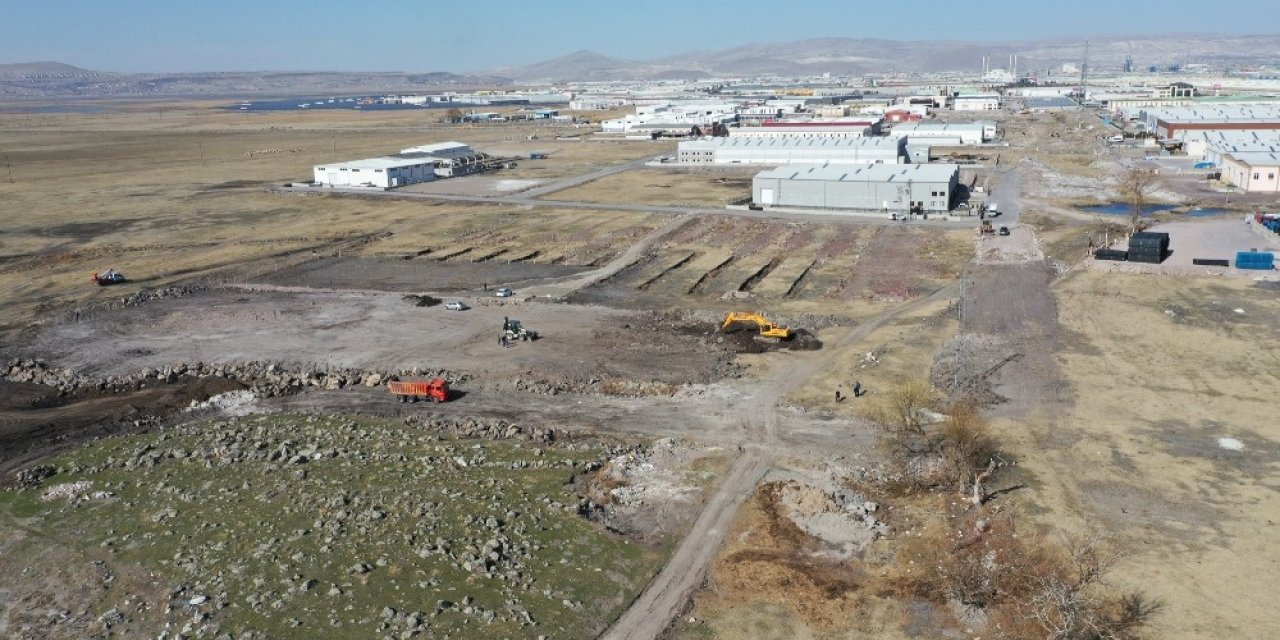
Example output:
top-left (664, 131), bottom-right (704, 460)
top-left (6, 162), bottom-right (12, 183)
top-left (1079, 40), bottom-right (1090, 109)
top-left (198, 141), bottom-right (203, 165)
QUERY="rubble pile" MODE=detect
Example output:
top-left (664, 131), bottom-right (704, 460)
top-left (4, 358), bottom-right (465, 399)
top-left (403, 415), bottom-right (558, 445)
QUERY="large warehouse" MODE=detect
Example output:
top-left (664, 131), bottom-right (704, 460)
top-left (752, 163), bottom-right (959, 213)
top-left (885, 121), bottom-right (996, 145)
top-left (1140, 106), bottom-right (1280, 139)
top-left (676, 136), bottom-right (906, 166)
top-left (399, 142), bottom-right (489, 177)
top-left (313, 141), bottom-right (488, 187)
top-left (312, 156), bottom-right (437, 189)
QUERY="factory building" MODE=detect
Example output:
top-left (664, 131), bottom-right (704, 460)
top-left (886, 122), bottom-right (996, 145)
top-left (313, 142), bottom-right (488, 188)
top-left (952, 94), bottom-right (1001, 111)
top-left (728, 119), bottom-right (881, 140)
top-left (398, 142), bottom-right (489, 177)
top-left (677, 136), bottom-right (906, 166)
top-left (601, 102), bottom-right (738, 133)
top-left (1221, 152), bottom-right (1280, 193)
top-left (752, 163), bottom-right (959, 213)
top-left (1176, 131), bottom-right (1280, 164)
top-left (1139, 105), bottom-right (1280, 139)
top-left (313, 157), bottom-right (437, 189)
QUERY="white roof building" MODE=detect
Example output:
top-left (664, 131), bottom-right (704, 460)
top-left (677, 136), bottom-right (905, 166)
top-left (886, 122), bottom-right (996, 145)
top-left (952, 94), bottom-right (1001, 111)
top-left (313, 156), bottom-right (438, 189)
top-left (601, 101), bottom-right (739, 133)
top-left (752, 163), bottom-right (960, 213)
top-left (313, 141), bottom-right (488, 188)
top-left (1221, 151), bottom-right (1280, 193)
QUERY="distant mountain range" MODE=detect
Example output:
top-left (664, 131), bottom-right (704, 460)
top-left (3, 34), bottom-right (1278, 99)
top-left (0, 63), bottom-right (510, 99)
top-left (491, 34), bottom-right (1280, 81)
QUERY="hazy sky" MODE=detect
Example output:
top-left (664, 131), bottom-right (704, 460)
top-left (3, 0), bottom-right (1277, 73)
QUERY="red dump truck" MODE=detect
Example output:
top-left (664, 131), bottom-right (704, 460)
top-left (387, 378), bottom-right (450, 403)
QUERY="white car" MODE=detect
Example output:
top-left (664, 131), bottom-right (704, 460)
top-left (494, 287), bottom-right (513, 298)
top-left (444, 301), bottom-right (468, 311)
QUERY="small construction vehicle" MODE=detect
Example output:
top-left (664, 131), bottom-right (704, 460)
top-left (721, 311), bottom-right (794, 340)
top-left (92, 268), bottom-right (127, 286)
top-left (388, 378), bottom-right (450, 403)
top-left (979, 220), bottom-right (995, 236)
top-left (503, 317), bottom-right (539, 341)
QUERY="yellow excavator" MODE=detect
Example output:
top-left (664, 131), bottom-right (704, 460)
top-left (721, 311), bottom-right (794, 340)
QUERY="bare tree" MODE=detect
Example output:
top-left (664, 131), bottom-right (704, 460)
top-left (1117, 166), bottom-right (1158, 235)
top-left (443, 107), bottom-right (464, 124)
top-left (872, 381), bottom-right (939, 456)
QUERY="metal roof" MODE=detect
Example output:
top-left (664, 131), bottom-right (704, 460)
top-left (890, 122), bottom-right (992, 134)
top-left (681, 136), bottom-right (900, 150)
top-left (754, 162), bottom-right (959, 183)
top-left (1223, 151), bottom-right (1280, 166)
top-left (315, 156), bottom-right (436, 170)
top-left (1146, 105), bottom-right (1280, 123)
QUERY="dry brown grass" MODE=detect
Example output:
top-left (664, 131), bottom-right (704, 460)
top-left (553, 168), bottom-right (756, 207)
top-left (0, 102), bottom-right (661, 334)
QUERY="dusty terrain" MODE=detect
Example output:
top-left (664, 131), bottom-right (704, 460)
top-left (3, 96), bottom-right (1277, 640)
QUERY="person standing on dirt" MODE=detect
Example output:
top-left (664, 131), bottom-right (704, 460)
top-left (484, 282), bottom-right (489, 292)
top-left (853, 381), bottom-right (863, 397)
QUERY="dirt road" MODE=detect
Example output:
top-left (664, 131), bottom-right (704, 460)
top-left (519, 154), bottom-right (665, 198)
top-left (602, 281), bottom-right (959, 640)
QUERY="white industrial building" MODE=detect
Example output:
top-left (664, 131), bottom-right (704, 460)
top-left (952, 94), bottom-right (1001, 111)
top-left (1004, 85), bottom-right (1075, 98)
top-left (313, 157), bottom-right (438, 189)
top-left (1176, 131), bottom-right (1280, 164)
top-left (886, 121), bottom-right (996, 145)
top-left (752, 163), bottom-right (960, 213)
top-left (1137, 105), bottom-right (1280, 139)
top-left (601, 101), bottom-right (738, 133)
top-left (1221, 151), bottom-right (1280, 192)
top-left (313, 142), bottom-right (488, 188)
top-left (398, 142), bottom-right (489, 177)
top-left (676, 136), bottom-right (906, 166)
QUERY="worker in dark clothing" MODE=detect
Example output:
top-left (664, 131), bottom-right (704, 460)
top-left (853, 381), bottom-right (863, 397)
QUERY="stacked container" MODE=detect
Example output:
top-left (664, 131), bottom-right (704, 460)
top-left (1127, 232), bottom-right (1170, 264)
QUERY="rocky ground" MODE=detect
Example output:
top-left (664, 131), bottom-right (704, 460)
top-left (0, 413), bottom-right (678, 639)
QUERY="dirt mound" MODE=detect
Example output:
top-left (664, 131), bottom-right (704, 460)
top-left (402, 294), bottom-right (442, 307)
top-left (0, 376), bottom-right (247, 481)
top-left (708, 482), bottom-right (867, 628)
top-left (719, 326), bottom-right (823, 354)
top-left (174, 376), bottom-right (247, 405)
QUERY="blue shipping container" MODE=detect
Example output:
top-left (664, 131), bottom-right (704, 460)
top-left (1235, 251), bottom-right (1275, 270)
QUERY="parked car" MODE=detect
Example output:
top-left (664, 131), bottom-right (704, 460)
top-left (998, 226), bottom-right (1011, 236)
top-left (494, 287), bottom-right (513, 298)
top-left (444, 301), bottom-right (469, 311)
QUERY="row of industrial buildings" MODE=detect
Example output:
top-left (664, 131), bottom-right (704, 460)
top-left (1123, 104), bottom-right (1280, 193)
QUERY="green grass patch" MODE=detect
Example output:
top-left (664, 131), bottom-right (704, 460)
top-left (1, 414), bottom-right (661, 638)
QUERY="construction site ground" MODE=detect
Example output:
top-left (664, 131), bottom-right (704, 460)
top-left (3, 100), bottom-right (1279, 639)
